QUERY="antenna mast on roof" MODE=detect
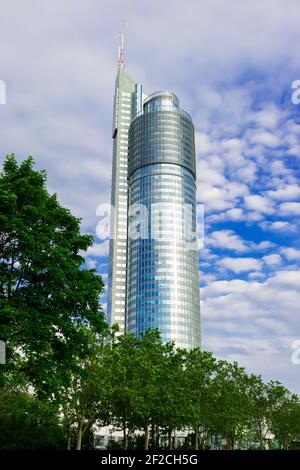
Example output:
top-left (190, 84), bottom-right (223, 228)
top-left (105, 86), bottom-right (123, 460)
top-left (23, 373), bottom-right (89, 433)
top-left (118, 21), bottom-right (125, 69)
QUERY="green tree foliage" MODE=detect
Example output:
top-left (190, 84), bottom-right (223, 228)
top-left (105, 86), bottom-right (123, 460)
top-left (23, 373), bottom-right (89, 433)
top-left (1, 155), bottom-right (299, 451)
top-left (156, 347), bottom-right (186, 450)
top-left (247, 378), bottom-right (289, 449)
top-left (0, 154), bottom-right (106, 396)
top-left (0, 388), bottom-right (65, 449)
top-left (184, 349), bottom-right (218, 449)
top-left (210, 361), bottom-right (253, 449)
top-left (59, 325), bottom-right (112, 450)
top-left (270, 390), bottom-right (300, 449)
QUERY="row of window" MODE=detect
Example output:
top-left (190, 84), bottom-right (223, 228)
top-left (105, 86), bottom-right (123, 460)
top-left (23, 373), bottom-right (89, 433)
top-left (128, 319), bottom-right (200, 328)
top-left (128, 252), bottom-right (198, 261)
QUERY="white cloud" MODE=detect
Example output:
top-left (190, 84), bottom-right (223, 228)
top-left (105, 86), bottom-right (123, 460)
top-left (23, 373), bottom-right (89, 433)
top-left (269, 221), bottom-right (292, 230)
top-left (207, 229), bottom-right (274, 253)
top-left (256, 241), bottom-right (275, 250)
top-left (263, 254), bottom-right (282, 266)
top-left (253, 104), bottom-right (281, 129)
top-left (280, 202), bottom-right (300, 215)
top-left (197, 160), bottom-right (226, 185)
top-left (219, 257), bottom-right (263, 273)
top-left (250, 131), bottom-right (280, 148)
top-left (225, 208), bottom-right (244, 220)
top-left (202, 270), bottom-right (300, 393)
top-left (221, 138), bottom-right (244, 151)
top-left (248, 271), bottom-right (266, 279)
top-left (195, 132), bottom-right (216, 155)
top-left (244, 194), bottom-right (274, 214)
top-left (281, 247), bottom-right (300, 261)
top-left (85, 240), bottom-right (109, 258)
top-left (270, 270), bottom-right (300, 287)
top-left (235, 162), bottom-right (257, 183)
top-left (207, 230), bottom-right (249, 252)
top-left (270, 160), bottom-right (291, 177)
top-left (268, 185), bottom-right (300, 201)
top-left (86, 258), bottom-right (97, 269)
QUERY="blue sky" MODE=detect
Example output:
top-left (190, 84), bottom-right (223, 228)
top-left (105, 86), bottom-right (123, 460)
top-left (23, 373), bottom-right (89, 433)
top-left (0, 0), bottom-right (299, 393)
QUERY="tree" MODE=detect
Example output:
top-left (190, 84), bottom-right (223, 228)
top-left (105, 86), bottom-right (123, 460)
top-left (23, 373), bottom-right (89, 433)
top-left (247, 378), bottom-right (288, 449)
top-left (106, 333), bottom-right (141, 450)
top-left (129, 330), bottom-right (166, 450)
top-left (184, 349), bottom-right (218, 450)
top-left (271, 390), bottom-right (300, 449)
top-left (0, 154), bottom-right (106, 396)
top-left (156, 346), bottom-right (186, 450)
top-left (210, 361), bottom-right (252, 449)
top-left (107, 331), bottom-right (175, 450)
top-left (0, 388), bottom-right (65, 449)
top-left (59, 326), bottom-right (112, 450)
top-left (132, 331), bottom-right (180, 450)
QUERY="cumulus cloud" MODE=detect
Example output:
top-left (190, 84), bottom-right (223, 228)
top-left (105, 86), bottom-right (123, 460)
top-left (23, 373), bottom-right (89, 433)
top-left (219, 257), bottom-right (263, 273)
top-left (260, 220), bottom-right (297, 233)
top-left (250, 131), bottom-right (280, 148)
top-left (268, 185), bottom-right (300, 201)
top-left (202, 270), bottom-right (300, 391)
top-left (280, 202), bottom-right (300, 216)
top-left (263, 254), bottom-right (282, 266)
top-left (253, 104), bottom-right (281, 129)
top-left (207, 229), bottom-right (275, 253)
top-left (85, 240), bottom-right (109, 258)
top-left (1, 0), bottom-right (300, 393)
top-left (207, 230), bottom-right (249, 252)
top-left (244, 194), bottom-right (274, 214)
top-left (281, 247), bottom-right (300, 261)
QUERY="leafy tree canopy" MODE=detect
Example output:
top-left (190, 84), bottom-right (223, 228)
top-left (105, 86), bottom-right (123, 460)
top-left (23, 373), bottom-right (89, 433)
top-left (0, 154), bottom-right (106, 396)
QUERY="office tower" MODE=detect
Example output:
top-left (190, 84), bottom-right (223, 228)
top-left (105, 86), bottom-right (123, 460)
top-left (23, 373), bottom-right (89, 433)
top-left (107, 36), bottom-right (146, 333)
top-left (108, 40), bottom-right (201, 348)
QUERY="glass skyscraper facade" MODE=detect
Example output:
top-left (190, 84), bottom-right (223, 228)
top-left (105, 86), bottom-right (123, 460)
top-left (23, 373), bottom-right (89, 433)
top-left (108, 54), bottom-right (201, 348)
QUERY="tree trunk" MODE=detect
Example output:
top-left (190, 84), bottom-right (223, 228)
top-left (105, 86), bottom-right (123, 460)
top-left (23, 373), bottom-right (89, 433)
top-left (155, 425), bottom-right (160, 449)
top-left (173, 429), bottom-right (177, 450)
top-left (67, 434), bottom-right (71, 450)
top-left (225, 436), bottom-right (234, 450)
top-left (150, 423), bottom-right (155, 449)
top-left (144, 418), bottom-right (149, 450)
top-left (76, 420), bottom-right (83, 450)
top-left (168, 428), bottom-right (172, 450)
top-left (260, 438), bottom-right (264, 450)
top-left (258, 423), bottom-right (264, 450)
top-left (194, 428), bottom-right (199, 450)
top-left (123, 424), bottom-right (128, 450)
top-left (199, 430), bottom-right (205, 450)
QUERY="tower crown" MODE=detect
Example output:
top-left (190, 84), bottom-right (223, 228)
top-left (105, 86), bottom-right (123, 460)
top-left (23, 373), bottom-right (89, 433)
top-left (144, 90), bottom-right (179, 112)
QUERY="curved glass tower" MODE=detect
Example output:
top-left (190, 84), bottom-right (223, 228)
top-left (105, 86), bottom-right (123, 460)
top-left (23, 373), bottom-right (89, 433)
top-left (108, 43), bottom-right (201, 348)
top-left (126, 91), bottom-right (201, 349)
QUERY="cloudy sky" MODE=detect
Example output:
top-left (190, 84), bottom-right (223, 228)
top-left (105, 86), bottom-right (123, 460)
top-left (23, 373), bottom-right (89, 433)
top-left (1, 0), bottom-right (299, 393)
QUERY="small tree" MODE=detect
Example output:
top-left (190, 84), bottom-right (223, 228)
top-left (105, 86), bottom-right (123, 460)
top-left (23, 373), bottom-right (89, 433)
top-left (184, 349), bottom-right (218, 450)
top-left (248, 378), bottom-right (289, 449)
top-left (210, 361), bottom-right (252, 449)
top-left (157, 347), bottom-right (186, 450)
top-left (132, 330), bottom-right (169, 450)
top-left (107, 333), bottom-right (141, 450)
top-left (271, 391), bottom-right (300, 450)
top-left (59, 326), bottom-right (112, 450)
top-left (0, 389), bottom-right (65, 449)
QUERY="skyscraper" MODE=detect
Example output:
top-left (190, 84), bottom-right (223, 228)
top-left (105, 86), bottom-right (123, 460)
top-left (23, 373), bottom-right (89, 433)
top-left (108, 39), bottom-right (201, 348)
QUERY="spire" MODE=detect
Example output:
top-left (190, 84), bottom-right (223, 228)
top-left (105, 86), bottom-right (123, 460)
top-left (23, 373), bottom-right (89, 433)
top-left (118, 28), bottom-right (125, 69)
